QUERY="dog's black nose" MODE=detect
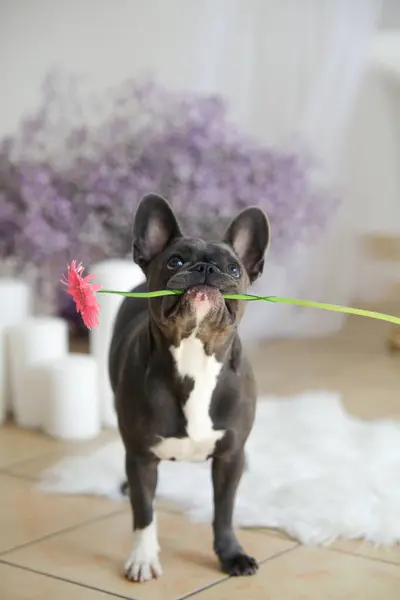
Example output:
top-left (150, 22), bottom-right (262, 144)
top-left (190, 262), bottom-right (219, 276)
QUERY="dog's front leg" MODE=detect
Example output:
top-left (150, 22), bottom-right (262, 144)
top-left (212, 449), bottom-right (258, 576)
top-left (124, 454), bottom-right (162, 582)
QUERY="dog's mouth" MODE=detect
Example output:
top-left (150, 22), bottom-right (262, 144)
top-left (163, 285), bottom-right (234, 320)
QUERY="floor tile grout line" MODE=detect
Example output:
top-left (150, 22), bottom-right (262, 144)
top-left (0, 469), bottom-right (37, 482)
top-left (0, 507), bottom-right (127, 558)
top-left (325, 544), bottom-right (400, 568)
top-left (1, 463), bottom-right (127, 494)
top-left (0, 449), bottom-right (63, 472)
top-left (0, 435), bottom-right (119, 474)
top-left (176, 576), bottom-right (229, 600)
top-left (259, 543), bottom-right (301, 564)
top-left (177, 544), bottom-right (301, 600)
top-left (0, 559), bottom-right (134, 600)
top-left (242, 528), bottom-right (298, 544)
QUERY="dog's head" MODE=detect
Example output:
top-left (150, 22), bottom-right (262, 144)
top-left (133, 194), bottom-right (269, 345)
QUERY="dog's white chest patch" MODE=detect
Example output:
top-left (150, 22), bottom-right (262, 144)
top-left (151, 433), bottom-right (223, 462)
top-left (151, 332), bottom-right (225, 462)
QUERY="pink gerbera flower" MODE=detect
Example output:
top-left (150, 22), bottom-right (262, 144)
top-left (61, 261), bottom-right (101, 329)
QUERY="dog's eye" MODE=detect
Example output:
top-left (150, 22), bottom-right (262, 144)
top-left (227, 263), bottom-right (240, 278)
top-left (167, 256), bottom-right (184, 270)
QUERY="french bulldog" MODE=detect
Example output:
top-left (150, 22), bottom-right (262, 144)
top-left (109, 193), bottom-right (269, 583)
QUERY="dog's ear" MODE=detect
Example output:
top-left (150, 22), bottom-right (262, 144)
top-left (223, 207), bottom-right (269, 283)
top-left (133, 194), bottom-right (182, 271)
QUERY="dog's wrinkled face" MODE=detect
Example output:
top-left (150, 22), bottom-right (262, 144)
top-left (133, 194), bottom-right (269, 345)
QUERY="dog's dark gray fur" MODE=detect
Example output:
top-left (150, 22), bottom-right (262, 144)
top-left (109, 194), bottom-right (269, 582)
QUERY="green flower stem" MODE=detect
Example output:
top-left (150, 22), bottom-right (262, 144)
top-left (98, 289), bottom-right (400, 325)
top-left (99, 289), bottom-right (181, 298)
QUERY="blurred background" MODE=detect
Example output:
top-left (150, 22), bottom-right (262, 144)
top-left (2, 3), bottom-right (400, 599)
top-left (1, 0), bottom-right (400, 343)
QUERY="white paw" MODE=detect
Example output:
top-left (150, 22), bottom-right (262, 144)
top-left (125, 553), bottom-right (162, 582)
top-left (124, 520), bottom-right (162, 582)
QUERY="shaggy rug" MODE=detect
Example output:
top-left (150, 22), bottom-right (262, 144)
top-left (38, 390), bottom-right (400, 545)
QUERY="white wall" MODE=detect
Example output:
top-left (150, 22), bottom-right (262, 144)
top-left (0, 0), bottom-right (224, 138)
top-left (0, 0), bottom-right (381, 150)
top-left (380, 0), bottom-right (400, 29)
top-left (2, 0), bottom-right (393, 237)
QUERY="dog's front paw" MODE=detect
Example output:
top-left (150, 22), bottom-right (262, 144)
top-left (125, 520), bottom-right (162, 583)
top-left (221, 553), bottom-right (259, 576)
top-left (124, 552), bottom-right (162, 583)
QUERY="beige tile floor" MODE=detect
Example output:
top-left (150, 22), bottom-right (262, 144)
top-left (1, 307), bottom-right (400, 599)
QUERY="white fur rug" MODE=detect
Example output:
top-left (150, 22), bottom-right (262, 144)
top-left (38, 391), bottom-right (400, 545)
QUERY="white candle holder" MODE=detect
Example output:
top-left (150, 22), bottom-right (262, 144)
top-left (89, 260), bottom-right (144, 428)
top-left (9, 317), bottom-right (68, 428)
top-left (0, 278), bottom-right (32, 421)
top-left (0, 334), bottom-right (5, 424)
top-left (42, 354), bottom-right (100, 440)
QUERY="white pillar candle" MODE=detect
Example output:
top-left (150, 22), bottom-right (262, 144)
top-left (0, 279), bottom-right (32, 420)
top-left (89, 260), bottom-right (145, 428)
top-left (0, 334), bottom-right (5, 424)
top-left (42, 354), bottom-right (100, 440)
top-left (9, 317), bottom-right (68, 428)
